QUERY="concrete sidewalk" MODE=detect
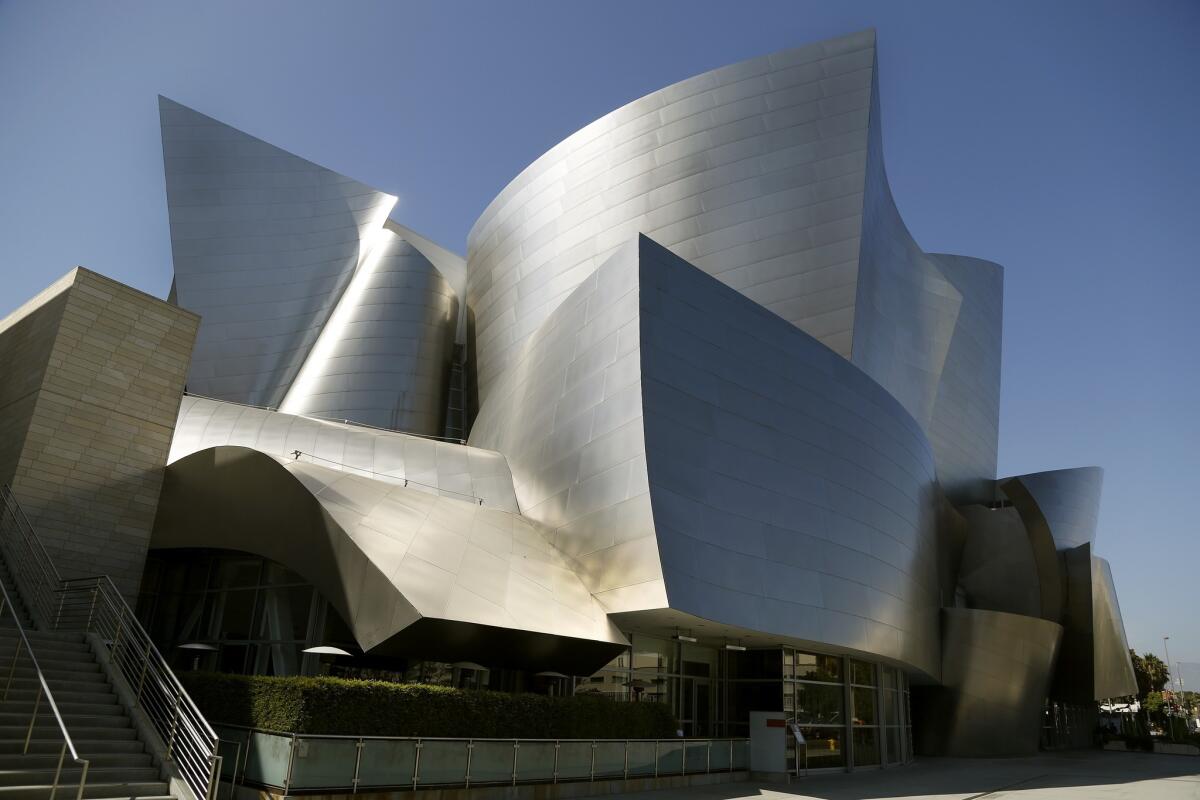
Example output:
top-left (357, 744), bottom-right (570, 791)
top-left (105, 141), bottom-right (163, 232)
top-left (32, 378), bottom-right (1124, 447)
top-left (606, 750), bottom-right (1200, 799)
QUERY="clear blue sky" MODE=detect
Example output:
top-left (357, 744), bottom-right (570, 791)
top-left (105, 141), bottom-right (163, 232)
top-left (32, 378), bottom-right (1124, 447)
top-left (1, 0), bottom-right (1196, 683)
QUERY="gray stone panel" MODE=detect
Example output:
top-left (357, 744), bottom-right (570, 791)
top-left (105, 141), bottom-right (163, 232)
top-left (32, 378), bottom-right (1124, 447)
top-left (470, 235), bottom-right (941, 677)
top-left (466, 30), bottom-right (877, 407)
top-left (0, 268), bottom-right (198, 595)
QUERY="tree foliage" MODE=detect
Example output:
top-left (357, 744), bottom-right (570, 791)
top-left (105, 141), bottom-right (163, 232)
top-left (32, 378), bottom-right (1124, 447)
top-left (1130, 649), bottom-right (1170, 700)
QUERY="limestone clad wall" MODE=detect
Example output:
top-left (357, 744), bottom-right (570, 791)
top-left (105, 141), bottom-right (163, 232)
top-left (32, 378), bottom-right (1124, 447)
top-left (0, 268), bottom-right (198, 595)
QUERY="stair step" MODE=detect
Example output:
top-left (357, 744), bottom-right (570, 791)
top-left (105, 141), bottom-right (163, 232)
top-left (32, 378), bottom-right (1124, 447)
top-left (0, 726), bottom-right (136, 742)
top-left (0, 713), bottom-right (129, 730)
top-left (0, 702), bottom-right (124, 718)
top-left (0, 754), bottom-right (152, 771)
top-left (0, 639), bottom-right (92, 657)
top-left (0, 781), bottom-right (170, 800)
top-left (0, 692), bottom-right (116, 707)
top-left (0, 664), bottom-right (103, 679)
top-left (0, 767), bottom-right (161, 788)
top-left (1, 677), bottom-right (110, 694)
top-left (3, 741), bottom-right (145, 757)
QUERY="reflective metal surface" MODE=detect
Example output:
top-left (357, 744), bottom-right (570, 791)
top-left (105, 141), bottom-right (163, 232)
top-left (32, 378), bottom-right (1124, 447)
top-left (154, 445), bottom-right (626, 659)
top-left (171, 394), bottom-right (519, 510)
top-left (1091, 557), bottom-right (1137, 699)
top-left (161, 98), bottom-right (459, 435)
top-left (470, 235), bottom-right (941, 677)
top-left (1002, 467), bottom-right (1104, 550)
top-left (853, 71), bottom-right (1002, 503)
top-left (916, 608), bottom-right (1062, 757)
top-left (466, 30), bottom-right (878, 406)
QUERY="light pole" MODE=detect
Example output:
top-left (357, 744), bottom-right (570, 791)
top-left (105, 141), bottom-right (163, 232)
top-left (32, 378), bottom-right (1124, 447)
top-left (1163, 637), bottom-right (1175, 736)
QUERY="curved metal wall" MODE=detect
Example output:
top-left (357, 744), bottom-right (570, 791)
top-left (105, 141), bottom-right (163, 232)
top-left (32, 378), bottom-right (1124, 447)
top-left (1004, 466), bottom-right (1104, 550)
top-left (278, 228), bottom-right (458, 435)
top-left (470, 236), bottom-right (941, 677)
top-left (1092, 556), bottom-right (1137, 699)
top-left (155, 446), bottom-right (625, 668)
top-left (161, 97), bottom-right (398, 409)
top-left (853, 71), bottom-right (1003, 503)
top-left (918, 608), bottom-right (1062, 757)
top-left (466, 29), bottom-right (877, 405)
top-left (172, 395), bottom-right (519, 511)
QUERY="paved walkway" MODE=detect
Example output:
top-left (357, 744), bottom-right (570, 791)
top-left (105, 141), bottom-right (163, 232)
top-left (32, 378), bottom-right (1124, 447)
top-left (609, 751), bottom-right (1200, 799)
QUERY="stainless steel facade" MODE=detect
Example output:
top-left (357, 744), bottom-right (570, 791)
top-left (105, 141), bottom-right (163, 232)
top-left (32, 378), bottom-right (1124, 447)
top-left (1, 26), bottom-right (1126, 759)
top-left (160, 98), bottom-right (460, 436)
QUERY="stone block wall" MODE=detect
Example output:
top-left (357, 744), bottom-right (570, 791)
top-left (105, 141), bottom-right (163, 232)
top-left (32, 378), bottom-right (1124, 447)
top-left (0, 268), bottom-right (199, 595)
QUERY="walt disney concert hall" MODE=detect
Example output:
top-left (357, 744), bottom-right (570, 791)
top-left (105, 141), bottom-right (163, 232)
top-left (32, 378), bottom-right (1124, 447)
top-left (0, 29), bottom-right (1135, 773)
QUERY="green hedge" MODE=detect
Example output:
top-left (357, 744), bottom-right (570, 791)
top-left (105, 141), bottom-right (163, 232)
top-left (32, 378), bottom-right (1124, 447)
top-left (180, 673), bottom-right (677, 739)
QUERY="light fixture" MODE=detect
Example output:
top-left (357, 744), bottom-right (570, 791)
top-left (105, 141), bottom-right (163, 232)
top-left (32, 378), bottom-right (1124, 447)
top-left (673, 628), bottom-right (698, 643)
top-left (534, 671), bottom-right (569, 678)
top-left (725, 641), bottom-right (747, 651)
top-left (177, 643), bottom-right (218, 651)
top-left (302, 645), bottom-right (353, 656)
top-left (452, 661), bottom-right (488, 671)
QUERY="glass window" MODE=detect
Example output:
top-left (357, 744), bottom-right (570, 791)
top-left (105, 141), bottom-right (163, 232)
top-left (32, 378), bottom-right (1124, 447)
top-left (881, 666), bottom-right (897, 690)
top-left (853, 727), bottom-right (880, 767)
top-left (793, 682), bottom-right (844, 726)
top-left (886, 727), bottom-right (902, 764)
top-left (631, 634), bottom-right (677, 673)
top-left (728, 648), bottom-right (781, 679)
top-left (882, 689), bottom-right (900, 726)
top-left (797, 727), bottom-right (844, 768)
top-left (852, 686), bottom-right (877, 726)
top-left (794, 652), bottom-right (842, 683)
top-left (849, 659), bottom-right (876, 686)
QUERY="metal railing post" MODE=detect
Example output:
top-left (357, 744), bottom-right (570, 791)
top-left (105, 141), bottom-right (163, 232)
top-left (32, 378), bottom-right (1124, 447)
top-left (133, 637), bottom-right (151, 708)
top-left (464, 740), bottom-right (473, 788)
top-left (589, 740), bottom-right (596, 781)
top-left (351, 738), bottom-right (363, 794)
top-left (412, 739), bottom-right (422, 789)
top-left (283, 734), bottom-right (297, 794)
top-left (511, 740), bottom-right (519, 786)
top-left (4, 637), bottom-right (23, 701)
top-left (654, 739), bottom-right (659, 777)
top-left (204, 755), bottom-right (222, 800)
top-left (165, 694), bottom-right (182, 760)
top-left (623, 740), bottom-right (629, 779)
top-left (75, 758), bottom-right (89, 800)
top-left (552, 741), bottom-right (559, 784)
top-left (24, 685), bottom-right (42, 753)
top-left (682, 738), bottom-right (687, 775)
top-left (49, 741), bottom-right (65, 800)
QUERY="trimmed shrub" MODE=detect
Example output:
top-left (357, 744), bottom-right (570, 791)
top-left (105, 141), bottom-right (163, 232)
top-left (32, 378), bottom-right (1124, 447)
top-left (180, 673), bottom-right (677, 739)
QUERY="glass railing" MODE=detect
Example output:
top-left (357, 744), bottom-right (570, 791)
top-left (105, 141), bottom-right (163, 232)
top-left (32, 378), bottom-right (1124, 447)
top-left (215, 725), bottom-right (749, 792)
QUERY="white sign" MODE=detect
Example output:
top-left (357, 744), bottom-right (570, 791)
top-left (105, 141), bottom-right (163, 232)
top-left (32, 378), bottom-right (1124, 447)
top-left (789, 723), bottom-right (805, 745)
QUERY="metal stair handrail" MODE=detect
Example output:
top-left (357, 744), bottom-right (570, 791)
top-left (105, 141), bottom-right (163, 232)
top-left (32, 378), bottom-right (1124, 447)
top-left (0, 574), bottom-right (89, 800)
top-left (0, 485), bottom-right (220, 800)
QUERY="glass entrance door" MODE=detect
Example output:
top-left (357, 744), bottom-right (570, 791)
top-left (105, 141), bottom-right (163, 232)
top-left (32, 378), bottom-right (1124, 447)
top-left (681, 677), bottom-right (713, 736)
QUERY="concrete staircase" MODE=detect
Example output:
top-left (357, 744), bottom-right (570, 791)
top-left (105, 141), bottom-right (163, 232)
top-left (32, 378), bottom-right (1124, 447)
top-left (0, 558), bottom-right (172, 800)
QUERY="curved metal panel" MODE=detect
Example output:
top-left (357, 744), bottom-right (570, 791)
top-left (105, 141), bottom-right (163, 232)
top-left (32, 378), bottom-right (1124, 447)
top-left (466, 29), bottom-right (877, 406)
top-left (470, 235), bottom-right (941, 677)
top-left (154, 446), bottom-right (626, 661)
top-left (171, 395), bottom-right (520, 512)
top-left (1003, 466), bottom-right (1104, 551)
top-left (918, 608), bottom-right (1062, 757)
top-left (956, 506), bottom-right (1041, 618)
top-left (1092, 556), bottom-right (1137, 699)
top-left (278, 228), bottom-right (458, 435)
top-left (853, 70), bottom-right (1002, 503)
top-left (160, 97), bottom-right (398, 409)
